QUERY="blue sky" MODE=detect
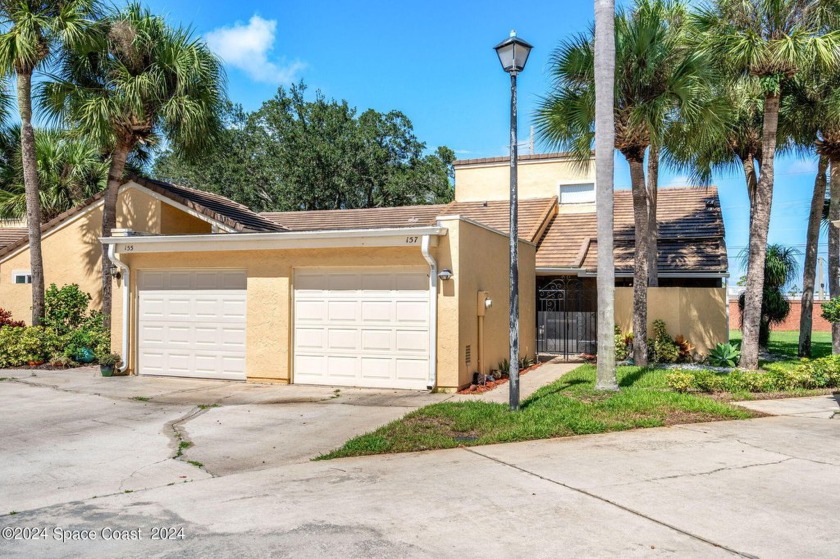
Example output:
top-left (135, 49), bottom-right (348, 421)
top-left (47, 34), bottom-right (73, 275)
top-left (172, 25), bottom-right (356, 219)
top-left (142, 0), bottom-right (822, 290)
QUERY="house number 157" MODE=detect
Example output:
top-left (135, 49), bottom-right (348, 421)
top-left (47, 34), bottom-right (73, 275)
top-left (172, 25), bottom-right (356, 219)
top-left (405, 236), bottom-right (419, 244)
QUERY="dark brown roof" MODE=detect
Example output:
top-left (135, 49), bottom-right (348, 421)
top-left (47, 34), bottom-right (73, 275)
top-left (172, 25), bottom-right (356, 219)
top-left (454, 151), bottom-right (589, 167)
top-left (446, 198), bottom-right (556, 243)
top-left (259, 198), bottom-right (556, 243)
top-left (0, 177), bottom-right (286, 262)
top-left (260, 205), bottom-right (450, 232)
top-left (0, 227), bottom-right (27, 252)
top-left (130, 177), bottom-right (285, 233)
top-left (536, 187), bottom-right (727, 274)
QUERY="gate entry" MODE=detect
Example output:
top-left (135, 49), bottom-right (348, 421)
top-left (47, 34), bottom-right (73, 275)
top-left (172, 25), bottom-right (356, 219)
top-left (537, 277), bottom-right (597, 358)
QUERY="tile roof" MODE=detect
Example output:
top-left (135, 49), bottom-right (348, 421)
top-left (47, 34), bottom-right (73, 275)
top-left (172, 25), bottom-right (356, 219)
top-left (260, 204), bottom-right (450, 232)
top-left (0, 177), bottom-right (286, 262)
top-left (259, 198), bottom-right (557, 243)
top-left (0, 227), bottom-right (27, 252)
top-left (130, 177), bottom-right (285, 233)
top-left (536, 187), bottom-right (727, 274)
top-left (453, 151), bottom-right (589, 167)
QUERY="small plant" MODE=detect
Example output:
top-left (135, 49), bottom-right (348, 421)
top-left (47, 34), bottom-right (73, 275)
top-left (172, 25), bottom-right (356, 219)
top-left (518, 355), bottom-right (536, 370)
top-left (49, 354), bottom-right (76, 369)
top-left (497, 358), bottom-right (510, 377)
top-left (650, 320), bottom-right (680, 364)
top-left (99, 353), bottom-right (122, 367)
top-left (708, 343), bottom-right (740, 367)
top-left (664, 371), bottom-right (694, 393)
top-left (614, 325), bottom-right (630, 361)
top-left (674, 336), bottom-right (695, 363)
top-left (0, 308), bottom-right (24, 329)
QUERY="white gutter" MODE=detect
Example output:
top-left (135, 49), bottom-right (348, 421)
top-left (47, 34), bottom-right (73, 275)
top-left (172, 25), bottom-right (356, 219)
top-left (106, 243), bottom-right (130, 373)
top-left (100, 226), bottom-right (447, 253)
top-left (420, 235), bottom-right (438, 390)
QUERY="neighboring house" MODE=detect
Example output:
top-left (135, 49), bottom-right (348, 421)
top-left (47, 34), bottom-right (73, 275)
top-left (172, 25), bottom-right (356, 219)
top-left (0, 152), bottom-right (728, 391)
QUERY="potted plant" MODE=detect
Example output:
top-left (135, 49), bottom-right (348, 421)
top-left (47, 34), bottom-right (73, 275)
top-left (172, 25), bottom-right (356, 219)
top-left (99, 353), bottom-right (121, 377)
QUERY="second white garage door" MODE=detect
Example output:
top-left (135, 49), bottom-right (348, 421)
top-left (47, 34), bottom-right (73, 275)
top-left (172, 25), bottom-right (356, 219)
top-left (293, 268), bottom-right (430, 390)
top-left (137, 270), bottom-right (247, 381)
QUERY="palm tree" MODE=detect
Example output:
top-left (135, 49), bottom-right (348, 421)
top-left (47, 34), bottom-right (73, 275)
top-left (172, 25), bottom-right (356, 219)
top-left (693, 0), bottom-right (840, 369)
top-left (737, 244), bottom-right (800, 348)
top-left (0, 127), bottom-right (108, 220)
top-left (0, 0), bottom-right (99, 325)
top-left (536, 0), bottom-right (712, 366)
top-left (594, 0), bottom-right (618, 389)
top-left (41, 2), bottom-right (226, 333)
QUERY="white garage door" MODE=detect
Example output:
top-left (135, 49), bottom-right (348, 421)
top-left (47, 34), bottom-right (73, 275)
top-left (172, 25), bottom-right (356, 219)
top-left (138, 270), bottom-right (247, 380)
top-left (294, 268), bottom-right (430, 390)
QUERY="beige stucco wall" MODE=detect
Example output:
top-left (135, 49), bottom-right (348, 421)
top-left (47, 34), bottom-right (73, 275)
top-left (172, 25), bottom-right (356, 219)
top-left (615, 287), bottom-right (728, 356)
top-left (441, 218), bottom-right (536, 388)
top-left (0, 185), bottom-right (215, 346)
top-left (454, 157), bottom-right (595, 202)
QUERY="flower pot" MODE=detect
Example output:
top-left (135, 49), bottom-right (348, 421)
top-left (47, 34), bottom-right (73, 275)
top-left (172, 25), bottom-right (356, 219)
top-left (100, 365), bottom-right (114, 377)
top-left (76, 348), bottom-right (96, 364)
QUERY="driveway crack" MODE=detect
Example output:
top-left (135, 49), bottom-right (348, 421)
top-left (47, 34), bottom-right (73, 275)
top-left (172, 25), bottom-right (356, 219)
top-left (166, 406), bottom-right (217, 477)
top-left (464, 448), bottom-right (758, 559)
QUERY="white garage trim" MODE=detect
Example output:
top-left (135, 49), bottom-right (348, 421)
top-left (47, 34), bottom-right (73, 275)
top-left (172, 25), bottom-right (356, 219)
top-left (137, 269), bottom-right (247, 381)
top-left (292, 267), bottom-right (431, 390)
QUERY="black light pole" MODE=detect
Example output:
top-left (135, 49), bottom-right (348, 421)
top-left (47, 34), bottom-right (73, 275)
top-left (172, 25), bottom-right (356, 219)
top-left (494, 31), bottom-right (532, 412)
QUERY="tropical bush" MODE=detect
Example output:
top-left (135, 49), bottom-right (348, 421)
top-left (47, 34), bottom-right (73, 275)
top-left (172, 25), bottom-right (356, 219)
top-left (665, 355), bottom-right (840, 393)
top-left (820, 296), bottom-right (840, 324)
top-left (0, 308), bottom-right (24, 329)
top-left (708, 343), bottom-right (741, 367)
top-left (0, 284), bottom-right (109, 368)
top-left (649, 320), bottom-right (681, 364)
top-left (615, 325), bottom-right (630, 361)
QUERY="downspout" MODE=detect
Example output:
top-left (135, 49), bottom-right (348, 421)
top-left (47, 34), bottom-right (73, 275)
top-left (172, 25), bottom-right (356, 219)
top-left (421, 235), bottom-right (438, 390)
top-left (107, 243), bottom-right (130, 373)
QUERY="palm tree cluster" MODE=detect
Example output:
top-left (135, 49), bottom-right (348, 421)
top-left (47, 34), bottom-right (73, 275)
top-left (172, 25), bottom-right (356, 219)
top-left (542, 0), bottom-right (840, 379)
top-left (0, 1), bottom-right (225, 329)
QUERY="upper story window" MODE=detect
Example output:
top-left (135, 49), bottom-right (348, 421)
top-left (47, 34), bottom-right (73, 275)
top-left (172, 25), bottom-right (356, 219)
top-left (559, 183), bottom-right (596, 204)
top-left (12, 270), bottom-right (32, 284)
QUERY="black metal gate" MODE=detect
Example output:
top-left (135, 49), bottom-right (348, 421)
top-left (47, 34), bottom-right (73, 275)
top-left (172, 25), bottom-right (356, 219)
top-left (537, 277), bottom-right (597, 358)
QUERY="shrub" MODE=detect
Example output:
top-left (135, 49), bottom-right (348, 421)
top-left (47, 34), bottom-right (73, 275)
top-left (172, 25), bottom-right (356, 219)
top-left (0, 326), bottom-right (55, 367)
top-left (0, 308), bottom-right (24, 329)
top-left (664, 371), bottom-right (694, 393)
top-left (64, 326), bottom-right (110, 362)
top-left (674, 336), bottom-right (695, 362)
top-left (820, 296), bottom-right (840, 324)
top-left (692, 370), bottom-right (725, 392)
top-left (650, 320), bottom-right (680, 363)
top-left (614, 325), bottom-right (630, 361)
top-left (708, 343), bottom-right (740, 367)
top-left (43, 284), bottom-right (94, 336)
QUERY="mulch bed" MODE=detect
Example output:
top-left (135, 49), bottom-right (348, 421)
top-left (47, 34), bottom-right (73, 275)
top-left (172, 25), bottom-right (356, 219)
top-left (457, 362), bottom-right (544, 395)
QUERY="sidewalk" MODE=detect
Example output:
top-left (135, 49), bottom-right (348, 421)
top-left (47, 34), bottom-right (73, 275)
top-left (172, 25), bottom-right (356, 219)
top-left (735, 393), bottom-right (840, 419)
top-left (455, 359), bottom-right (581, 404)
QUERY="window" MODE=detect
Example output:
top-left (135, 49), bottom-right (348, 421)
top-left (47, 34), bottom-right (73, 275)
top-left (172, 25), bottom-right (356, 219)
top-left (12, 271), bottom-right (32, 284)
top-left (559, 183), bottom-right (595, 204)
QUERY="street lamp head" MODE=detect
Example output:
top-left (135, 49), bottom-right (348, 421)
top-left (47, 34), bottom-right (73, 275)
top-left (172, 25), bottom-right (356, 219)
top-left (494, 30), bottom-right (533, 74)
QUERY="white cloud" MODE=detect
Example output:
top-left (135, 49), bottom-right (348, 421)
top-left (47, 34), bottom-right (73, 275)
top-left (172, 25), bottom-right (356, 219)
top-left (664, 174), bottom-right (691, 187)
top-left (205, 15), bottom-right (305, 85)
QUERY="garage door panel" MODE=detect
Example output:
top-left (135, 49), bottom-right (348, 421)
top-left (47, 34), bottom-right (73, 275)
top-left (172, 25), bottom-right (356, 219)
top-left (396, 330), bottom-right (428, 352)
top-left (138, 270), bottom-right (246, 381)
top-left (293, 268), bottom-right (429, 390)
top-left (395, 300), bottom-right (428, 324)
top-left (328, 300), bottom-right (357, 321)
top-left (361, 300), bottom-right (392, 322)
top-left (360, 357), bottom-right (392, 379)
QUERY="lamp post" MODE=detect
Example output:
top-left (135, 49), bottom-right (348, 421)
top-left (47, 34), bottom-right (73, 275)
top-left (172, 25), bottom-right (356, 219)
top-left (494, 30), bottom-right (532, 412)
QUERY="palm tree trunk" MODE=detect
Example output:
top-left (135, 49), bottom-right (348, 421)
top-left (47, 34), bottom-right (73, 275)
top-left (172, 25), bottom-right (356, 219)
top-left (799, 155), bottom-right (828, 357)
top-left (647, 144), bottom-right (659, 287)
top-left (628, 154), bottom-right (649, 366)
top-left (100, 144), bottom-right (130, 334)
top-left (594, 0), bottom-right (617, 390)
top-left (829, 159), bottom-right (840, 354)
top-left (16, 70), bottom-right (45, 325)
top-left (741, 94), bottom-right (780, 369)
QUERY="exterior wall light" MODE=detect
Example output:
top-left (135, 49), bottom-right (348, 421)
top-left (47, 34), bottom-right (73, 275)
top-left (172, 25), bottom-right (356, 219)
top-left (438, 269), bottom-right (453, 281)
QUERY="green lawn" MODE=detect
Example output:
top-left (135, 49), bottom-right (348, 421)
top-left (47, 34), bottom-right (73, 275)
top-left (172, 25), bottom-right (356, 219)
top-left (729, 329), bottom-right (832, 358)
top-left (317, 365), bottom-right (760, 460)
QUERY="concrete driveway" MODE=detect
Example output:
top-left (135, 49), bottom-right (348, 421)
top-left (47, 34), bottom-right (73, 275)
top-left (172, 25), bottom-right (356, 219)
top-left (1, 368), bottom-right (839, 558)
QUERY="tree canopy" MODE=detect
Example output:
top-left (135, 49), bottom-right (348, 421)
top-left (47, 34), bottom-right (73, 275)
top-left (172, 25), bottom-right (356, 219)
top-left (153, 83), bottom-right (455, 212)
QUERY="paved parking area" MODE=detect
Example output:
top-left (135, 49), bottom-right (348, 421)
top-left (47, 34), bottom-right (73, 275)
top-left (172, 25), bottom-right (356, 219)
top-left (1, 369), bottom-right (838, 558)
